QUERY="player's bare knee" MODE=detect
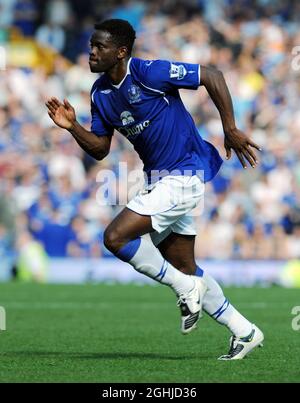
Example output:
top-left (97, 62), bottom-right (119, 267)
top-left (103, 228), bottom-right (123, 254)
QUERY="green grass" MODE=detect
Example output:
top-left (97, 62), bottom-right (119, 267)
top-left (0, 283), bottom-right (299, 383)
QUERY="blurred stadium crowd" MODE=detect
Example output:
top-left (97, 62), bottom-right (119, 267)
top-left (0, 0), bottom-right (300, 268)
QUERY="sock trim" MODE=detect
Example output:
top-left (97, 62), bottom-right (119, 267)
top-left (211, 298), bottom-right (229, 319)
top-left (116, 237), bottom-right (141, 262)
top-left (155, 260), bottom-right (168, 281)
top-left (195, 266), bottom-right (204, 277)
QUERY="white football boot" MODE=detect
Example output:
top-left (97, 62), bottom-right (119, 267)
top-left (218, 324), bottom-right (264, 360)
top-left (177, 276), bottom-right (207, 335)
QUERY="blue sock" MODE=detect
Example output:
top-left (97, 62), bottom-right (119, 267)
top-left (115, 237), bottom-right (141, 262)
top-left (195, 265), bottom-right (204, 277)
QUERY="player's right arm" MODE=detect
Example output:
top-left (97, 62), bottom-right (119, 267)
top-left (46, 97), bottom-right (112, 161)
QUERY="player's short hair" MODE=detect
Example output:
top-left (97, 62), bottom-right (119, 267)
top-left (94, 19), bottom-right (136, 55)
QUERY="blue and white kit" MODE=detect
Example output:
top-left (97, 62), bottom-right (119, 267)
top-left (90, 57), bottom-right (223, 243)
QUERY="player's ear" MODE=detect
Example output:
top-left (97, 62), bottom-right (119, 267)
top-left (117, 46), bottom-right (128, 59)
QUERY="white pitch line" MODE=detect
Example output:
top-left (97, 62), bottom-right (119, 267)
top-left (0, 302), bottom-right (294, 310)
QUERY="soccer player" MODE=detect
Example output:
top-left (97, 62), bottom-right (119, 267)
top-left (46, 19), bottom-right (264, 359)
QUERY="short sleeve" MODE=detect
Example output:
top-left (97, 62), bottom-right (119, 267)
top-left (90, 81), bottom-right (114, 137)
top-left (91, 101), bottom-right (114, 137)
top-left (140, 60), bottom-right (201, 93)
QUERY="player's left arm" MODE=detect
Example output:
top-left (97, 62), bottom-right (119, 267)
top-left (200, 65), bottom-right (261, 168)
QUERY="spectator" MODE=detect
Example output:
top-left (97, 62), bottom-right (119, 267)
top-left (0, 0), bottom-right (299, 261)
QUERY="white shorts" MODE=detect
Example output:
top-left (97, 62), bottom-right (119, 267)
top-left (126, 175), bottom-right (205, 246)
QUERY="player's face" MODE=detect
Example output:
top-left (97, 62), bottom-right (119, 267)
top-left (89, 31), bottom-right (122, 73)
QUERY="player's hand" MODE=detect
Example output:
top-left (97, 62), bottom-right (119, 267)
top-left (224, 128), bottom-right (262, 168)
top-left (45, 97), bottom-right (76, 130)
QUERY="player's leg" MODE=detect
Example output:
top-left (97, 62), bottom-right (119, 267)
top-left (155, 232), bottom-right (198, 275)
top-left (104, 174), bottom-right (208, 333)
top-left (104, 207), bottom-right (203, 333)
top-left (104, 207), bottom-right (194, 295)
top-left (157, 231), bottom-right (264, 359)
top-left (157, 231), bottom-right (253, 334)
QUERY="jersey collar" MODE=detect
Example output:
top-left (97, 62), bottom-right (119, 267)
top-left (110, 57), bottom-right (132, 89)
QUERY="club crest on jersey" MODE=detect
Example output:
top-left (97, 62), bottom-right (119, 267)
top-left (169, 63), bottom-right (187, 80)
top-left (128, 85), bottom-right (142, 104)
top-left (120, 111), bottom-right (135, 126)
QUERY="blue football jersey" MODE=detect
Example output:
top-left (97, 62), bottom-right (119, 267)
top-left (90, 57), bottom-right (223, 183)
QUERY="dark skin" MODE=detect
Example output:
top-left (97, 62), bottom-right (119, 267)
top-left (46, 29), bottom-right (262, 273)
top-left (158, 233), bottom-right (197, 274)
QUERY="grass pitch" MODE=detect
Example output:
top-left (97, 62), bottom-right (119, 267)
top-left (0, 282), bottom-right (299, 383)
